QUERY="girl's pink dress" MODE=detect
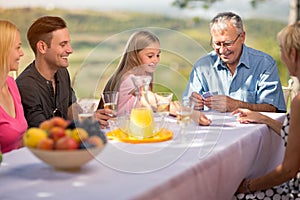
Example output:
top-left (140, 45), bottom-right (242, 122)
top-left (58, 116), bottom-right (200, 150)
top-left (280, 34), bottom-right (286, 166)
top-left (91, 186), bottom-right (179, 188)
top-left (117, 74), bottom-right (136, 115)
top-left (0, 77), bottom-right (28, 153)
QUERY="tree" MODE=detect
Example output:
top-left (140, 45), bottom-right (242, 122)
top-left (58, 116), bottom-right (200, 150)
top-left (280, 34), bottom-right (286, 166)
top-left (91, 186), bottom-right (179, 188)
top-left (172, 0), bottom-right (268, 9)
top-left (288, 0), bottom-right (300, 23)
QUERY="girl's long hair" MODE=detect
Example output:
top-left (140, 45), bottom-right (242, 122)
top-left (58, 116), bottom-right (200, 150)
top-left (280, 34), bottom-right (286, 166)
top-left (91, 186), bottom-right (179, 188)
top-left (98, 30), bottom-right (160, 109)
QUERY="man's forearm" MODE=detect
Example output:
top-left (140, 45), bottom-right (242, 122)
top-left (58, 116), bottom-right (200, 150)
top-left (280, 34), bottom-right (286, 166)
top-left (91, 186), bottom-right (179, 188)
top-left (238, 101), bottom-right (277, 112)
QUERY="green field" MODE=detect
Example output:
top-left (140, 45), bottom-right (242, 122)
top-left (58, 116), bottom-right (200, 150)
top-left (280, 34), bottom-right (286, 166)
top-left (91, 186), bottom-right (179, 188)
top-left (0, 7), bottom-right (289, 100)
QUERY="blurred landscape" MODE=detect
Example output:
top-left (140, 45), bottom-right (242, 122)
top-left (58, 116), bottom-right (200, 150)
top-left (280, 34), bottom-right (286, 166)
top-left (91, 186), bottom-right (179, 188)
top-left (0, 7), bottom-right (288, 100)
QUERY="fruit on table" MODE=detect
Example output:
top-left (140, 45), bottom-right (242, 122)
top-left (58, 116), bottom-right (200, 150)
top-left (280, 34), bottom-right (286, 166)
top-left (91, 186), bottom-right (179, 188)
top-left (37, 137), bottom-right (54, 150)
top-left (48, 126), bottom-right (66, 142)
top-left (56, 136), bottom-right (79, 150)
top-left (23, 117), bottom-right (106, 151)
top-left (50, 117), bottom-right (69, 129)
top-left (39, 120), bottom-right (53, 131)
top-left (39, 117), bottom-right (69, 130)
top-left (70, 128), bottom-right (89, 143)
top-left (23, 128), bottom-right (48, 148)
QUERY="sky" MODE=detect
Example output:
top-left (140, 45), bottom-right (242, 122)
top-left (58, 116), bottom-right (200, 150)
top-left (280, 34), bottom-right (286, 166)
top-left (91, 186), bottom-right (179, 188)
top-left (0, 0), bottom-right (290, 22)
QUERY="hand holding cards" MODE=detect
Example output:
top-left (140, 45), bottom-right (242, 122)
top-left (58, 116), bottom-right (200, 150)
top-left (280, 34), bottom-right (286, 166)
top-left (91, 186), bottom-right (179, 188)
top-left (201, 91), bottom-right (213, 99)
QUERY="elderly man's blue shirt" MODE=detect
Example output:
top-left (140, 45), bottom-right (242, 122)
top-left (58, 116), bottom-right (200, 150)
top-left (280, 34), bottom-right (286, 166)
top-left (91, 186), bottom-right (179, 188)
top-left (183, 44), bottom-right (286, 112)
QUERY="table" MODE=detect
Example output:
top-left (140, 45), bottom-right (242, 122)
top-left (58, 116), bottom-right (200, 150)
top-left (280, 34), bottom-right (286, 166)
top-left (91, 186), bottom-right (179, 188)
top-left (0, 112), bottom-right (286, 200)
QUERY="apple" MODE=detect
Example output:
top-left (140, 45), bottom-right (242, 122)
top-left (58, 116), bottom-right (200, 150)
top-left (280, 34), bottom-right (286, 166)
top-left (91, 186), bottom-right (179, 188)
top-left (51, 117), bottom-right (69, 129)
top-left (39, 120), bottom-right (53, 131)
top-left (49, 126), bottom-right (66, 142)
top-left (56, 136), bottom-right (79, 150)
top-left (37, 138), bottom-right (54, 150)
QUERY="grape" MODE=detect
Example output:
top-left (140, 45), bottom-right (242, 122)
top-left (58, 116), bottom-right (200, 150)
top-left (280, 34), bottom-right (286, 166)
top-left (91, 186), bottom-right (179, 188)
top-left (71, 119), bottom-right (107, 144)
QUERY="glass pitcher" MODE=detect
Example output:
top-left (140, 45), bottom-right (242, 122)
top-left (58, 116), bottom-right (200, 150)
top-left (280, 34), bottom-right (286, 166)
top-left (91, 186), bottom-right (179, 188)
top-left (129, 75), bottom-right (155, 139)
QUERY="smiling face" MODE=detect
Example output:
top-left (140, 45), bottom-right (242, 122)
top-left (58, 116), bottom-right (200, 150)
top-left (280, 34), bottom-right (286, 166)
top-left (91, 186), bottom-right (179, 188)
top-left (9, 31), bottom-right (24, 72)
top-left (138, 42), bottom-right (161, 73)
top-left (43, 28), bottom-right (73, 69)
top-left (211, 23), bottom-right (245, 69)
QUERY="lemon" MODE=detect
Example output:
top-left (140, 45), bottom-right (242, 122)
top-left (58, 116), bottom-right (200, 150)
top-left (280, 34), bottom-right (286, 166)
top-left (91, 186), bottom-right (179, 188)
top-left (23, 128), bottom-right (48, 148)
top-left (129, 108), bottom-right (154, 139)
top-left (70, 128), bottom-right (89, 143)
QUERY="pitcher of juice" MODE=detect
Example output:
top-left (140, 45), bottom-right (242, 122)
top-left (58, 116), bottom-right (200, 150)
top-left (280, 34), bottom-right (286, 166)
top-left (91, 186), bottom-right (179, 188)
top-left (129, 75), bottom-right (155, 139)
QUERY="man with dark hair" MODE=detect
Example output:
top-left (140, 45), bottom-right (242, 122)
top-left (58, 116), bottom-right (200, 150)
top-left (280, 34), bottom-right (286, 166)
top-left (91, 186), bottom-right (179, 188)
top-left (17, 16), bottom-right (111, 128)
top-left (16, 16), bottom-right (78, 127)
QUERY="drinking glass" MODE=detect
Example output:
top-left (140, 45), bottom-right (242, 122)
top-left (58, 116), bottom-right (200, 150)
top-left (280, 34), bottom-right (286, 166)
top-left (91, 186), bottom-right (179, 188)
top-left (155, 92), bottom-right (173, 118)
top-left (102, 91), bottom-right (119, 117)
top-left (77, 98), bottom-right (98, 122)
top-left (176, 98), bottom-right (194, 141)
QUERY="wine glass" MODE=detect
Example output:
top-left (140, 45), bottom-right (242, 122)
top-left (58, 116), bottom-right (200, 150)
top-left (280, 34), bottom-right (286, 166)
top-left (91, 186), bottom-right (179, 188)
top-left (176, 98), bottom-right (194, 141)
top-left (77, 98), bottom-right (99, 122)
top-left (102, 91), bottom-right (119, 117)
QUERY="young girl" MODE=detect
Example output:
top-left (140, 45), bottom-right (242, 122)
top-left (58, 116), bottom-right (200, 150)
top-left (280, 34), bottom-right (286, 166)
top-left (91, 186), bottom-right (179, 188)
top-left (99, 30), bottom-right (211, 126)
top-left (0, 20), bottom-right (28, 153)
top-left (100, 30), bottom-right (161, 114)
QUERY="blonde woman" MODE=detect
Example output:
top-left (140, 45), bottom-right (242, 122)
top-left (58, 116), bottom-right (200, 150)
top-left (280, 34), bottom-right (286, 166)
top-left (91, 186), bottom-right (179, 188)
top-left (0, 20), bottom-right (28, 153)
top-left (234, 21), bottom-right (300, 199)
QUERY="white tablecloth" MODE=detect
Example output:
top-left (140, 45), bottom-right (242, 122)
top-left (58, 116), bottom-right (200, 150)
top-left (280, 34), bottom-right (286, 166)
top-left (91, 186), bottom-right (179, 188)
top-left (0, 112), bottom-right (286, 200)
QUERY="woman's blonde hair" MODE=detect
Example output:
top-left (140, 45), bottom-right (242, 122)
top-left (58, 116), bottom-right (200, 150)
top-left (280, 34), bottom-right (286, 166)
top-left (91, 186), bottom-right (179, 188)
top-left (104, 30), bottom-right (160, 92)
top-left (277, 21), bottom-right (300, 57)
top-left (0, 20), bottom-right (18, 84)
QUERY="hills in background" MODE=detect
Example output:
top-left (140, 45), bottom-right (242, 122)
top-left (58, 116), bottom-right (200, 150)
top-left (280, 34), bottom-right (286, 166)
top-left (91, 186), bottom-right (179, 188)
top-left (0, 7), bottom-right (289, 99)
top-left (0, 0), bottom-right (290, 22)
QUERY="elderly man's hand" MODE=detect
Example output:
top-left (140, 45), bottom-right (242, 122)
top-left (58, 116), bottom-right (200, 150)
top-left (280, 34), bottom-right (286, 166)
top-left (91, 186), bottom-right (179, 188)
top-left (190, 92), bottom-right (204, 110)
top-left (204, 95), bottom-right (239, 112)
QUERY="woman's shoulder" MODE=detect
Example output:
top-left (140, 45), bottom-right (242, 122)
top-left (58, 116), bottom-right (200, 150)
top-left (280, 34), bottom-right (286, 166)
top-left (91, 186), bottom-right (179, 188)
top-left (6, 76), bottom-right (15, 83)
top-left (6, 76), bottom-right (17, 88)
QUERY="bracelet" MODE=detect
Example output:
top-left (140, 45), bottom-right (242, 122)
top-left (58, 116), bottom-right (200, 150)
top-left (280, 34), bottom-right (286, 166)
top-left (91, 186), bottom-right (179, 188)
top-left (244, 179), bottom-right (252, 193)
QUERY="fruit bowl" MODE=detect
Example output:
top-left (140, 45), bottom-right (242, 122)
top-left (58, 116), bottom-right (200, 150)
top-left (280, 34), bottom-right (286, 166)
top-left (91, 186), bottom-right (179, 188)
top-left (24, 117), bottom-right (107, 170)
top-left (28, 146), bottom-right (104, 170)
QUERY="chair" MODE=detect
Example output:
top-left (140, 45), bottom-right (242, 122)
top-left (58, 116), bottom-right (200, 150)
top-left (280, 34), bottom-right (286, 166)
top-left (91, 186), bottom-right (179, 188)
top-left (282, 78), bottom-right (294, 109)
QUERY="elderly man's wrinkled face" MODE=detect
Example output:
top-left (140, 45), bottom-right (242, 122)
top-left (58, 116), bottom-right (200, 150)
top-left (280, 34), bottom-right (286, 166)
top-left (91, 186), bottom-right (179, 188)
top-left (211, 23), bottom-right (245, 68)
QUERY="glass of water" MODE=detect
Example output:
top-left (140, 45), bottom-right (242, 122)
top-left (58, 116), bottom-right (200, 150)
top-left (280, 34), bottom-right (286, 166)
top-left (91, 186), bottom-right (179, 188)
top-left (176, 98), bottom-right (194, 141)
top-left (155, 92), bottom-right (173, 118)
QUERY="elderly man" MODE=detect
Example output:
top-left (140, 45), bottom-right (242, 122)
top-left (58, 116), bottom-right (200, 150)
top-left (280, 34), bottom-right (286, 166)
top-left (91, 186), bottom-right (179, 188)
top-left (183, 12), bottom-right (286, 113)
